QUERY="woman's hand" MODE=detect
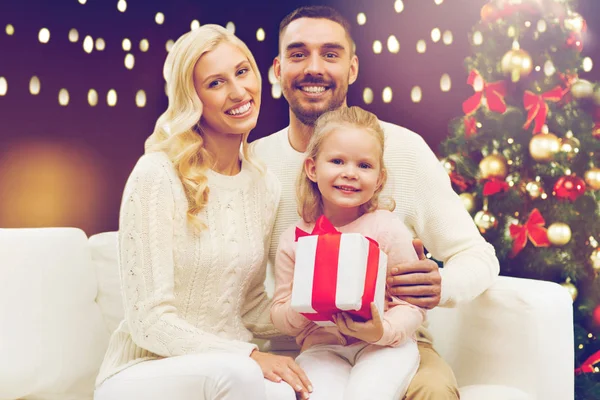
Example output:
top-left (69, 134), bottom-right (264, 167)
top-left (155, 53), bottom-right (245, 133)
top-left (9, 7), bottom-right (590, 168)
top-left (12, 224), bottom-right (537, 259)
top-left (333, 302), bottom-right (384, 344)
top-left (250, 350), bottom-right (312, 399)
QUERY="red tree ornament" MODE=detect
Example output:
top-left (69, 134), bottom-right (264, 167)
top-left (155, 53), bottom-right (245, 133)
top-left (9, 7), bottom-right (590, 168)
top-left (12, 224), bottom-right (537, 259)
top-left (554, 176), bottom-right (586, 201)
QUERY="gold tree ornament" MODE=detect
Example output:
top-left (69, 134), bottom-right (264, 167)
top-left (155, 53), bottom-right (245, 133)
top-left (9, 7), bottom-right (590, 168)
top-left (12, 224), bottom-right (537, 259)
top-left (593, 86), bottom-right (600, 106)
top-left (459, 193), bottom-right (476, 213)
top-left (584, 167), bottom-right (600, 190)
top-left (547, 222), bottom-right (572, 246)
top-left (479, 154), bottom-right (509, 179)
top-left (473, 209), bottom-right (498, 234)
top-left (501, 48), bottom-right (533, 82)
top-left (570, 79), bottom-right (594, 99)
top-left (529, 133), bottom-right (560, 162)
top-left (560, 280), bottom-right (578, 302)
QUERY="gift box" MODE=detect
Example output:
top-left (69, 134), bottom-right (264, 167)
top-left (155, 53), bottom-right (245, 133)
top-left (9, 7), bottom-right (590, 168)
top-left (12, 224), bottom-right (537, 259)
top-left (290, 216), bottom-right (387, 326)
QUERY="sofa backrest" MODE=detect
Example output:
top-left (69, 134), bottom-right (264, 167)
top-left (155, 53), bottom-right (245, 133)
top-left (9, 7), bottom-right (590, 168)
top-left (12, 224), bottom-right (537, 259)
top-left (0, 228), bottom-right (110, 400)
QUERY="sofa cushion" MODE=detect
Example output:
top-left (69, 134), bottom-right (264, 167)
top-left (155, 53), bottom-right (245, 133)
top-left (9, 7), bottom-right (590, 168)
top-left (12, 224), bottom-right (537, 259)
top-left (89, 231), bottom-right (123, 335)
top-left (0, 228), bottom-right (109, 399)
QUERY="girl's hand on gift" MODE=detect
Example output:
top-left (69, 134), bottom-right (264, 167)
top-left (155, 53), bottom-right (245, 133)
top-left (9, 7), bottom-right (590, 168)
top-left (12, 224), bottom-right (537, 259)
top-left (333, 302), bottom-right (384, 343)
top-left (250, 350), bottom-right (312, 399)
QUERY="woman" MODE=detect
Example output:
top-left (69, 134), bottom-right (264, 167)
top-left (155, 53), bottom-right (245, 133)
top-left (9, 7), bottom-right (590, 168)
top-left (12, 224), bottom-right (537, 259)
top-left (94, 25), bottom-right (311, 400)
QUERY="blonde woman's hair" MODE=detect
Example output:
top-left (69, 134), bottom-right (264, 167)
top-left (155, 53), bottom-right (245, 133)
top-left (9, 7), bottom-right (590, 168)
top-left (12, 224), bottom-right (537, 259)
top-left (297, 106), bottom-right (395, 223)
top-left (144, 24), bottom-right (262, 230)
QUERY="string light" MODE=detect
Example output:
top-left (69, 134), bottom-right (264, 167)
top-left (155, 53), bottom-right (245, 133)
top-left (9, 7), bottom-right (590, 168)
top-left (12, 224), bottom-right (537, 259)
top-left (271, 83), bottom-right (282, 99)
top-left (124, 54), bottom-right (135, 70)
top-left (107, 89), bottom-right (118, 107)
top-left (411, 86), bottom-right (423, 103)
top-left (190, 20), bottom-right (200, 30)
top-left (38, 28), bottom-right (50, 44)
top-left (394, 0), bottom-right (404, 13)
top-left (155, 12), bottom-right (165, 25)
top-left (122, 38), bottom-right (131, 51)
top-left (140, 39), bottom-right (149, 52)
top-left (440, 74), bottom-right (451, 92)
top-left (431, 28), bottom-right (441, 43)
top-left (357, 13), bottom-right (366, 26)
top-left (29, 76), bottom-right (40, 95)
top-left (387, 35), bottom-right (400, 53)
top-left (373, 40), bottom-right (382, 54)
top-left (5, 24), bottom-right (14, 35)
top-left (442, 30), bottom-right (453, 45)
top-left (363, 88), bottom-right (373, 105)
top-left (88, 89), bottom-right (98, 106)
top-left (95, 38), bottom-right (106, 51)
top-left (135, 90), bottom-right (146, 107)
top-left (226, 22), bottom-right (235, 33)
top-left (256, 28), bottom-right (265, 42)
top-left (382, 87), bottom-right (393, 103)
top-left (117, 0), bottom-right (127, 13)
top-left (83, 36), bottom-right (93, 53)
top-left (68, 28), bottom-right (79, 43)
top-left (58, 89), bottom-right (69, 106)
top-left (416, 40), bottom-right (427, 54)
top-left (0, 77), bottom-right (7, 96)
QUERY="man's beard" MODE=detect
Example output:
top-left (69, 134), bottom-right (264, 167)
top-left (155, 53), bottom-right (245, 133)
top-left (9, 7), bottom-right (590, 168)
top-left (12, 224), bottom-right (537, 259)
top-left (283, 77), bottom-right (348, 126)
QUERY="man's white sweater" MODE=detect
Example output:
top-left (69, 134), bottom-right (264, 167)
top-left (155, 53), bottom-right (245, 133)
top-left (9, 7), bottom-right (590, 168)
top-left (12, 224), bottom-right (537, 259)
top-left (253, 121), bottom-right (499, 311)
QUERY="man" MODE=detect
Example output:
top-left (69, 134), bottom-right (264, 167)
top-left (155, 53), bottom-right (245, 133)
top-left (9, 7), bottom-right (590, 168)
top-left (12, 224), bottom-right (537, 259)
top-left (253, 6), bottom-right (500, 399)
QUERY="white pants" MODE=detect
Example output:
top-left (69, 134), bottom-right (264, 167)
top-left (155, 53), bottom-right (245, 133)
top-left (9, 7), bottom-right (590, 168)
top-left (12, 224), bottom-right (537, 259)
top-left (296, 339), bottom-right (419, 400)
top-left (94, 353), bottom-right (296, 400)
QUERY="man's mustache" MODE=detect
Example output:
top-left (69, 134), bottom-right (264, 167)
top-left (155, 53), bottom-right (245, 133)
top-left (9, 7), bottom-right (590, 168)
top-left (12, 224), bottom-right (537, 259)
top-left (294, 76), bottom-right (334, 87)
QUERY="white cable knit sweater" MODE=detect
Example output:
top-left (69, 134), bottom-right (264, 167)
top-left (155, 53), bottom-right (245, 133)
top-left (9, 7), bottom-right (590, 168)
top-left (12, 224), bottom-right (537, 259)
top-left (96, 151), bottom-right (281, 386)
top-left (253, 121), bottom-right (499, 318)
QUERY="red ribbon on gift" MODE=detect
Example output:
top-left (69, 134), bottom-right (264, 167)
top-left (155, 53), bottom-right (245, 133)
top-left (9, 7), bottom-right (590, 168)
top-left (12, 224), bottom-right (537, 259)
top-left (575, 350), bottom-right (600, 375)
top-left (462, 70), bottom-right (507, 115)
top-left (464, 116), bottom-right (478, 137)
top-left (482, 178), bottom-right (510, 196)
top-left (523, 86), bottom-right (564, 134)
top-left (295, 215), bottom-right (381, 323)
top-left (509, 208), bottom-right (550, 258)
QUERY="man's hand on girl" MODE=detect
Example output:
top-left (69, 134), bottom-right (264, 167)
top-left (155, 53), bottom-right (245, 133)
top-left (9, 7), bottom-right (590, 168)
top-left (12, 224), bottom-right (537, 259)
top-left (386, 239), bottom-right (442, 309)
top-left (333, 302), bottom-right (384, 343)
top-left (250, 350), bottom-right (312, 399)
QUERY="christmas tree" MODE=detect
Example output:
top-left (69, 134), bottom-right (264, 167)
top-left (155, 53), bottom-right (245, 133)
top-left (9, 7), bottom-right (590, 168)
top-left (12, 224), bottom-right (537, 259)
top-left (439, 0), bottom-right (600, 398)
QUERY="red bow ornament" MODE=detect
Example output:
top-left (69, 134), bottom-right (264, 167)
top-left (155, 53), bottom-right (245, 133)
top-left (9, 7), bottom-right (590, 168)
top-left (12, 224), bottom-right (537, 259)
top-left (575, 350), bottom-right (600, 375)
top-left (464, 116), bottom-right (478, 138)
top-left (509, 208), bottom-right (550, 258)
top-left (523, 86), bottom-right (565, 134)
top-left (293, 215), bottom-right (386, 325)
top-left (462, 70), bottom-right (508, 115)
top-left (482, 178), bottom-right (510, 196)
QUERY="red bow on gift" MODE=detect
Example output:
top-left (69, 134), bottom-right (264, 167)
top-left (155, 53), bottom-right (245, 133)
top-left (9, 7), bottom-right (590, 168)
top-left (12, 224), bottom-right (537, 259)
top-left (462, 70), bottom-right (507, 115)
top-left (523, 86), bottom-right (564, 134)
top-left (509, 208), bottom-right (550, 258)
top-left (482, 178), bottom-right (510, 196)
top-left (575, 350), bottom-right (600, 375)
top-left (295, 215), bottom-right (381, 323)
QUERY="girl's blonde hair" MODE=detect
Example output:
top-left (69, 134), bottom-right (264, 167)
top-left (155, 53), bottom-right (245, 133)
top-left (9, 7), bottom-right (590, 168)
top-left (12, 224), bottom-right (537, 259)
top-left (145, 24), bottom-right (262, 230)
top-left (297, 106), bottom-right (395, 223)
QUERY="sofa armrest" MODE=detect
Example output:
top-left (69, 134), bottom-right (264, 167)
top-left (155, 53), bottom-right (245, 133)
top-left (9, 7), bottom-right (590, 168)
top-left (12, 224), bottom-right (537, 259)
top-left (428, 275), bottom-right (574, 400)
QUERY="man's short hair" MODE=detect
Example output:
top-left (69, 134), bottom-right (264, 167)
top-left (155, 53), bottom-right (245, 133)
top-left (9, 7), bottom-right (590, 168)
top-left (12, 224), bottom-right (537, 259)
top-left (278, 6), bottom-right (354, 54)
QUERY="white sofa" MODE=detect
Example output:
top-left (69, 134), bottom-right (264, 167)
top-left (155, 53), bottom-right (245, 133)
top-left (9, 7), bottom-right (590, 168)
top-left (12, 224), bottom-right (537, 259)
top-left (0, 227), bottom-right (574, 400)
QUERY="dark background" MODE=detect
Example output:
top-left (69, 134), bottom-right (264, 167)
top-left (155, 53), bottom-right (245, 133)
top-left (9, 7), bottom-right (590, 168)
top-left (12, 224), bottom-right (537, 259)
top-left (0, 0), bottom-right (598, 235)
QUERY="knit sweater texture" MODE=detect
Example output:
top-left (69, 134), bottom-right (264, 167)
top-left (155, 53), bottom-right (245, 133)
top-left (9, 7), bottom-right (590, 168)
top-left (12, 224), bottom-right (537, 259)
top-left (96, 151), bottom-right (280, 386)
top-left (253, 122), bottom-right (500, 342)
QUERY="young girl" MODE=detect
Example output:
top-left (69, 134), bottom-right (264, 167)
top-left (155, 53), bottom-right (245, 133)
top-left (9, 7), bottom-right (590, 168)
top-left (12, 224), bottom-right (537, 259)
top-left (270, 106), bottom-right (425, 400)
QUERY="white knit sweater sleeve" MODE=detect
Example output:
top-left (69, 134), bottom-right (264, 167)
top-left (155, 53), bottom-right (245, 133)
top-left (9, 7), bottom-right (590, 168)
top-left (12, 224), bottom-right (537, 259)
top-left (119, 154), bottom-right (257, 357)
top-left (241, 170), bottom-right (282, 339)
top-left (406, 135), bottom-right (500, 307)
